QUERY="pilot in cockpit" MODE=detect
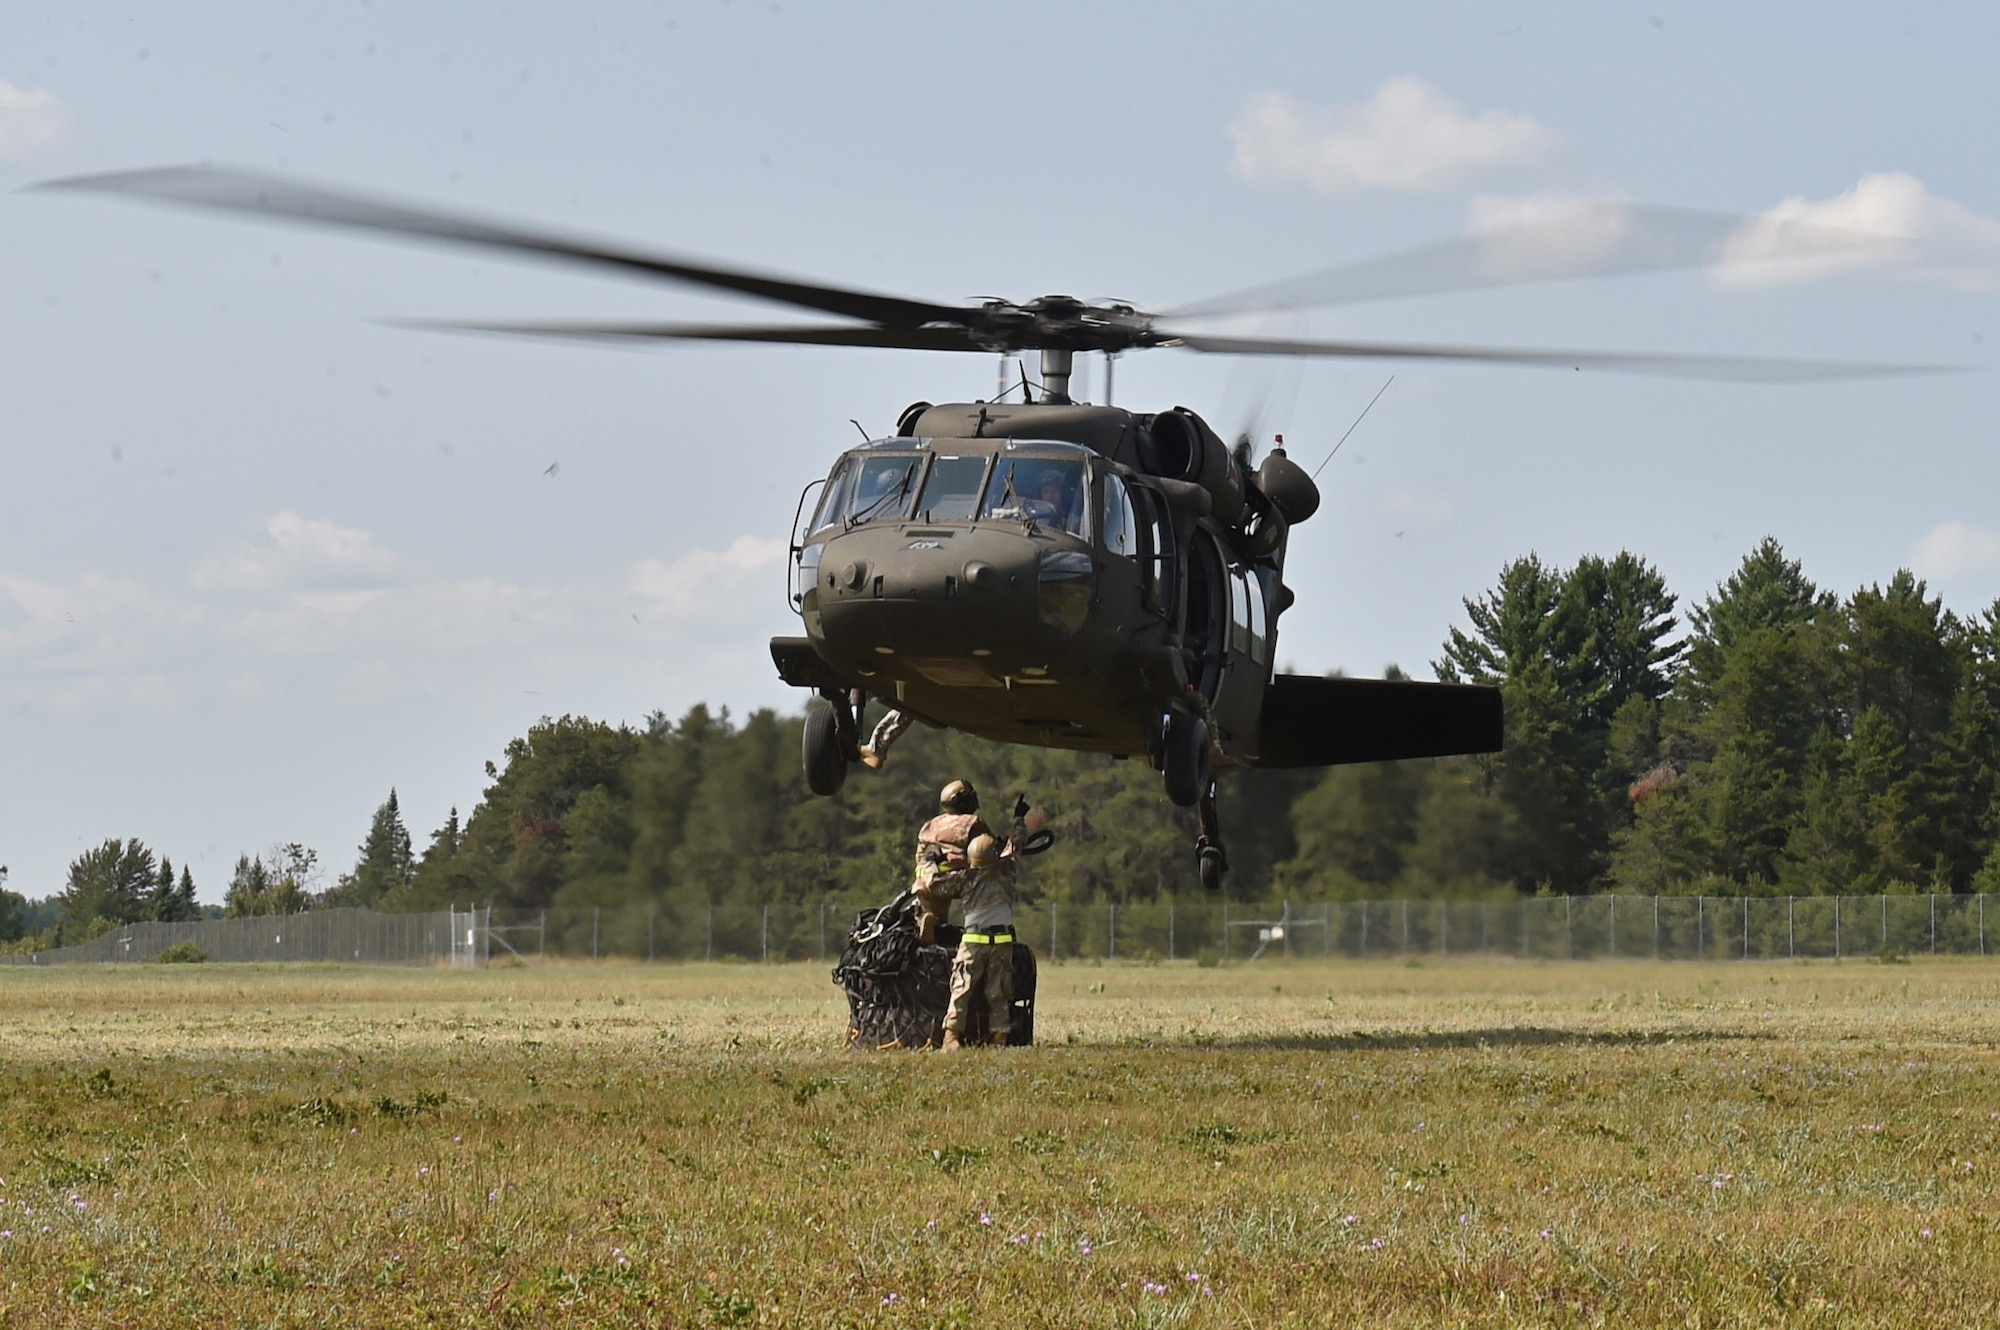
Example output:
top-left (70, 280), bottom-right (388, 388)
top-left (1024, 468), bottom-right (1076, 530)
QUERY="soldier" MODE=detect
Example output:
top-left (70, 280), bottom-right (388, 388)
top-left (941, 832), bottom-right (1016, 1050)
top-left (909, 779), bottom-right (1005, 945)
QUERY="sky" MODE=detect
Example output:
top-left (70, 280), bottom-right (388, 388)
top-left (3, 3), bottom-right (1998, 902)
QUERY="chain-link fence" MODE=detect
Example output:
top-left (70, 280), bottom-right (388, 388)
top-left (0, 907), bottom-right (487, 967)
top-left (5, 895), bottom-right (1993, 967)
top-left (487, 893), bottom-right (2000, 964)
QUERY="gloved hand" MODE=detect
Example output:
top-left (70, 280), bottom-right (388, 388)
top-left (1012, 793), bottom-right (1030, 820)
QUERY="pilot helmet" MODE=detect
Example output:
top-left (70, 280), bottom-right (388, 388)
top-left (968, 834), bottom-right (1001, 869)
top-left (940, 779), bottom-right (979, 814)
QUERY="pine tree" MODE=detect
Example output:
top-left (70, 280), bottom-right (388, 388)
top-left (327, 790), bottom-right (416, 907)
top-left (60, 839), bottom-right (156, 927)
top-left (172, 867), bottom-right (200, 921)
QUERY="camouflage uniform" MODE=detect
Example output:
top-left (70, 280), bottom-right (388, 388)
top-left (942, 846), bottom-right (1017, 1046)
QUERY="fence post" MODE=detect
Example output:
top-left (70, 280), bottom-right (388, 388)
top-left (1982, 894), bottom-right (1987, 956)
top-left (1881, 894), bottom-right (1887, 952)
top-left (706, 903), bottom-right (713, 963)
top-left (1053, 902), bottom-right (1060, 962)
top-left (1565, 895), bottom-right (1572, 960)
top-left (1400, 899), bottom-right (1409, 957)
top-left (1653, 895), bottom-right (1659, 960)
top-left (1360, 900), bottom-right (1368, 958)
top-left (1283, 900), bottom-right (1293, 959)
top-left (1835, 896), bottom-right (1841, 959)
top-left (540, 909), bottom-right (547, 958)
top-left (1109, 903), bottom-right (1116, 961)
top-left (762, 904), bottom-right (770, 962)
top-left (1609, 895), bottom-right (1616, 958)
top-left (819, 901), bottom-right (827, 963)
top-left (1931, 894), bottom-right (1937, 955)
top-left (1325, 903), bottom-right (1332, 957)
top-left (1696, 897), bottom-right (1703, 960)
top-left (1482, 901), bottom-right (1490, 953)
top-left (648, 903), bottom-right (656, 963)
top-left (1221, 902), bottom-right (1229, 960)
top-left (1788, 897), bottom-right (1794, 959)
top-left (1521, 897), bottom-right (1529, 960)
top-left (1168, 897), bottom-right (1175, 961)
top-left (1742, 895), bottom-right (1749, 960)
top-left (592, 907), bottom-right (600, 962)
top-left (1440, 900), bottom-right (1448, 956)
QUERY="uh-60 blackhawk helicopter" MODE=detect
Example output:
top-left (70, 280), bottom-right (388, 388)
top-left (43, 166), bottom-right (1938, 889)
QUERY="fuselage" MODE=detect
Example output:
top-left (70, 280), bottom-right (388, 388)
top-left (786, 403), bottom-right (1283, 766)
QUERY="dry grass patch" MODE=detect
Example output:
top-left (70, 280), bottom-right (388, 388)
top-left (0, 958), bottom-right (1996, 1326)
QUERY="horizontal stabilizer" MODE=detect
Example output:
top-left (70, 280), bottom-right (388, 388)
top-left (1255, 674), bottom-right (1503, 768)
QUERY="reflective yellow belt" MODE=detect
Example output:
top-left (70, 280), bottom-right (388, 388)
top-left (961, 930), bottom-right (1015, 946)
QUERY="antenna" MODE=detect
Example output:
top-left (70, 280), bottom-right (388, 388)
top-left (1312, 376), bottom-right (1394, 481)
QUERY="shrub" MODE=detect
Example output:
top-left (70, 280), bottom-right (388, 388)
top-left (155, 941), bottom-right (207, 964)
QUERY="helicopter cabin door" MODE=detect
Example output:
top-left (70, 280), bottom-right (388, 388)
top-left (1182, 530), bottom-right (1271, 756)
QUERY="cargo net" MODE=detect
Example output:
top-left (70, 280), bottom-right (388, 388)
top-left (833, 892), bottom-right (1036, 1050)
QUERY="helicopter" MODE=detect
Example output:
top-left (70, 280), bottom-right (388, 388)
top-left (40, 165), bottom-right (1941, 890)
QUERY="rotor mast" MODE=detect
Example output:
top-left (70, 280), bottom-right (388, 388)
top-left (1039, 348), bottom-right (1074, 404)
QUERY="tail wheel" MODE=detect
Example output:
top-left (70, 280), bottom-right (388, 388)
top-left (1198, 845), bottom-right (1226, 892)
top-left (803, 705), bottom-right (848, 796)
top-left (1163, 710), bottom-right (1209, 807)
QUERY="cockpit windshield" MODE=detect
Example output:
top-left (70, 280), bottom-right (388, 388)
top-left (982, 456), bottom-right (1088, 539)
top-left (913, 454), bottom-right (990, 522)
top-left (813, 453), bottom-right (919, 530)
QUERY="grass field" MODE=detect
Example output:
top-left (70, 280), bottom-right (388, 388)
top-left (2, 958), bottom-right (1997, 1327)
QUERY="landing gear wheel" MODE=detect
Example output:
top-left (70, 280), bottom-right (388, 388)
top-left (1197, 843), bottom-right (1227, 892)
top-left (1163, 710), bottom-right (1209, 808)
top-left (1195, 780), bottom-right (1227, 891)
top-left (803, 704), bottom-right (848, 796)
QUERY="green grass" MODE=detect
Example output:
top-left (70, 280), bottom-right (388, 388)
top-left (2, 958), bottom-right (1997, 1326)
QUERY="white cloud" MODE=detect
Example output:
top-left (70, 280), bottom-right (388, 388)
top-left (191, 511), bottom-right (399, 591)
top-left (1718, 173), bottom-right (2000, 290)
top-left (1911, 521), bottom-right (2000, 580)
top-left (0, 77), bottom-right (61, 159)
top-left (0, 569), bottom-right (183, 664)
top-left (3, 527), bottom-right (790, 713)
top-left (627, 535), bottom-right (788, 623)
top-left (1228, 79), bottom-right (1557, 195)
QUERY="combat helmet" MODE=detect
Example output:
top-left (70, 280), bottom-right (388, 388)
top-left (967, 833), bottom-right (1001, 869)
top-left (940, 779), bottom-right (979, 814)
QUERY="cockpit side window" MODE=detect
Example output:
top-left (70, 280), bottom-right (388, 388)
top-left (913, 454), bottom-right (991, 521)
top-left (1101, 474), bottom-right (1138, 558)
top-left (815, 453), bottom-right (919, 529)
top-left (982, 456), bottom-right (1088, 538)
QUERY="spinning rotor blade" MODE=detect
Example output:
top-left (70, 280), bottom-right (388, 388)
top-left (1169, 330), bottom-right (1953, 383)
top-left (389, 318), bottom-right (990, 351)
top-left (38, 164), bottom-right (964, 329)
top-left (1169, 202), bottom-right (1902, 318)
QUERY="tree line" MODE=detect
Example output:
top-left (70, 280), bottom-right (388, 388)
top-left (10, 538), bottom-right (2000, 950)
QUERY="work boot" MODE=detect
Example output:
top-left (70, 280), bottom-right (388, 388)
top-left (940, 1029), bottom-right (965, 1052)
top-left (857, 745), bottom-right (885, 770)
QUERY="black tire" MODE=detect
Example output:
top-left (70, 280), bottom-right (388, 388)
top-left (1163, 711), bottom-right (1209, 808)
top-left (1198, 846), bottom-right (1227, 892)
top-left (803, 705), bottom-right (847, 797)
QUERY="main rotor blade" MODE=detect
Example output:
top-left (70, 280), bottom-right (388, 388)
top-left (1168, 331), bottom-right (1956, 383)
top-left (388, 317), bottom-right (991, 352)
top-left (1169, 202), bottom-right (1903, 318)
top-left (38, 164), bottom-right (966, 330)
